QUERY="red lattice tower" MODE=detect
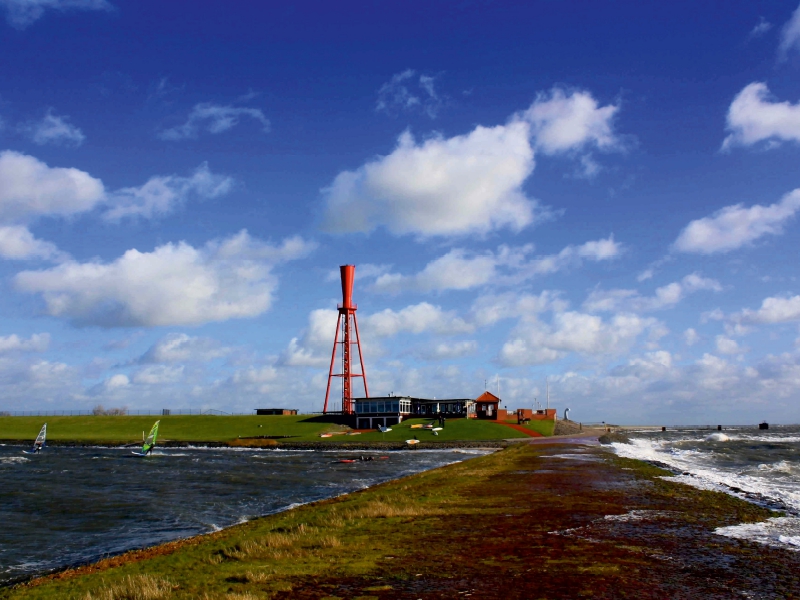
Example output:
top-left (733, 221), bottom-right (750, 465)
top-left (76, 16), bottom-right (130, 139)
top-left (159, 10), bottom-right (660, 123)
top-left (323, 265), bottom-right (369, 414)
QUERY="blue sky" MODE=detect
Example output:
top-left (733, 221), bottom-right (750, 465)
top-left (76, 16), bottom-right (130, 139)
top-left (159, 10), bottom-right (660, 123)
top-left (1, 0), bottom-right (800, 424)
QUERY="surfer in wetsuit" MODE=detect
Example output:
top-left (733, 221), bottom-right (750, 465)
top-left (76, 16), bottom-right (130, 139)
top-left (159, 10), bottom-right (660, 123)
top-left (33, 444), bottom-right (42, 454)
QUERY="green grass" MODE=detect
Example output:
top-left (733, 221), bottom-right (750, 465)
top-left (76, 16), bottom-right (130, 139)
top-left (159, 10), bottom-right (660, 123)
top-left (0, 415), bottom-right (331, 444)
top-left (335, 417), bottom-right (528, 442)
top-left (0, 415), bottom-right (536, 444)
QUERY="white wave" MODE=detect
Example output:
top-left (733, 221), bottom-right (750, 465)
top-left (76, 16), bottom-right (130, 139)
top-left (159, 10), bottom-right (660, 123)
top-left (611, 439), bottom-right (800, 513)
top-left (704, 433), bottom-right (729, 442)
top-left (0, 456), bottom-right (29, 464)
top-left (716, 517), bottom-right (800, 552)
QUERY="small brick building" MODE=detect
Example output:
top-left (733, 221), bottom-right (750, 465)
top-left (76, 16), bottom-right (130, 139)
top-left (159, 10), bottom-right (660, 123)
top-left (474, 391), bottom-right (501, 419)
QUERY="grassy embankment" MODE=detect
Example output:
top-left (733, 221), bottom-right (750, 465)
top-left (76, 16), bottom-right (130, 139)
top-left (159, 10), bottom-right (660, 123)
top-left (0, 415), bottom-right (553, 445)
top-left (5, 443), bottom-right (798, 599)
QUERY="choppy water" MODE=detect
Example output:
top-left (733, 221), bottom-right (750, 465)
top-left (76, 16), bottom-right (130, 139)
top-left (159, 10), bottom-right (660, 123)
top-left (0, 445), bottom-right (484, 584)
top-left (611, 425), bottom-right (800, 551)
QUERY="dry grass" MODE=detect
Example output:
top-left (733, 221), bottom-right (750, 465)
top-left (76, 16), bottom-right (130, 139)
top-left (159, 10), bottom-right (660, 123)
top-left (345, 499), bottom-right (436, 519)
top-left (82, 575), bottom-right (173, 600)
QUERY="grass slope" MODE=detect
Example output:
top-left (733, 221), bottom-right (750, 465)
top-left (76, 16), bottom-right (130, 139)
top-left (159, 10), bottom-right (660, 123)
top-left (0, 415), bottom-right (530, 444)
top-left (5, 444), bottom-right (796, 599)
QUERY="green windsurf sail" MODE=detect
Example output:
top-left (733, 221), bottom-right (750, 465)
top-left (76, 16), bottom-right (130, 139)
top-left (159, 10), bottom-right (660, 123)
top-left (141, 420), bottom-right (160, 455)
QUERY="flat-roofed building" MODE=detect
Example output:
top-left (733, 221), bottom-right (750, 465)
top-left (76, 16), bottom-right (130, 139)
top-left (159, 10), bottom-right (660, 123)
top-left (352, 396), bottom-right (472, 429)
top-left (255, 408), bottom-right (298, 415)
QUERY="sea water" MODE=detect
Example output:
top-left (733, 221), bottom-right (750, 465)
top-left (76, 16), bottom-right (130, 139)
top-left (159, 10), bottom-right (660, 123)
top-left (611, 425), bottom-right (800, 551)
top-left (0, 446), bottom-right (485, 584)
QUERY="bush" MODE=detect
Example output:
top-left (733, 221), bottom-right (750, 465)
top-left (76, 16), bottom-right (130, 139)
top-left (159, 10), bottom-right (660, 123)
top-left (92, 405), bottom-right (128, 416)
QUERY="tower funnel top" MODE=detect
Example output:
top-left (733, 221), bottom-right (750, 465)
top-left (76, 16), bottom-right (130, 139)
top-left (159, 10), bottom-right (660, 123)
top-left (340, 264), bottom-right (356, 309)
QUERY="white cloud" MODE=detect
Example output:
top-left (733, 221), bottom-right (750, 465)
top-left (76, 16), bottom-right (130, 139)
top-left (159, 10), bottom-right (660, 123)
top-left (104, 162), bottom-right (233, 221)
top-left (779, 3), bottom-right (800, 59)
top-left (749, 16), bottom-right (772, 39)
top-left (0, 0), bottom-right (111, 29)
top-left (159, 103), bottom-right (270, 141)
top-left (418, 340), bottom-right (477, 360)
top-left (103, 373), bottom-right (129, 389)
top-left (469, 291), bottom-right (567, 328)
top-left (523, 87), bottom-right (620, 155)
top-left (279, 308), bottom-right (338, 367)
top-left (0, 151), bottom-right (104, 222)
top-left (363, 303), bottom-right (473, 338)
top-left (375, 69), bottom-right (443, 119)
top-left (372, 237), bottom-right (621, 294)
top-left (20, 109), bottom-right (85, 146)
top-left (321, 123), bottom-right (540, 237)
top-left (138, 333), bottom-right (230, 364)
top-left (674, 189), bottom-right (800, 254)
top-left (722, 83), bottom-right (800, 149)
top-left (0, 225), bottom-right (66, 261)
top-left (684, 328), bottom-right (700, 346)
top-left (0, 332), bottom-right (49, 353)
top-left (583, 273), bottom-right (722, 312)
top-left (500, 310), bottom-right (658, 366)
top-left (716, 335), bottom-right (743, 355)
top-left (14, 230), bottom-right (316, 327)
top-left (734, 294), bottom-right (800, 325)
top-left (131, 365), bottom-right (184, 385)
top-left (322, 88), bottom-right (622, 238)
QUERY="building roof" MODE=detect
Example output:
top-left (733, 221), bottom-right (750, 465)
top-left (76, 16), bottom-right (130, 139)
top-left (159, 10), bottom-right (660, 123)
top-left (476, 391), bottom-right (500, 403)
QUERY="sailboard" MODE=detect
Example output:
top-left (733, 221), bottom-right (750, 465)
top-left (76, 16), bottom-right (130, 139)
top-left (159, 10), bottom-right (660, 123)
top-left (132, 420), bottom-right (160, 456)
top-left (378, 426), bottom-right (392, 433)
top-left (22, 423), bottom-right (47, 454)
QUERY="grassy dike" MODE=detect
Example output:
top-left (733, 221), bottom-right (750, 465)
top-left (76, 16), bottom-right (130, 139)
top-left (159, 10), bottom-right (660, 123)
top-left (0, 415), bottom-right (550, 446)
top-left (4, 443), bottom-right (799, 599)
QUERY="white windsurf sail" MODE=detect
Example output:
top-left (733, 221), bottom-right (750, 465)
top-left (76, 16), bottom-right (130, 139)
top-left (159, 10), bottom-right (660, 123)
top-left (31, 423), bottom-right (46, 453)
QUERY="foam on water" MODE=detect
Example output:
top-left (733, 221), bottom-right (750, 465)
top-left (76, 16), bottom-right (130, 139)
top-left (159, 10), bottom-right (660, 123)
top-left (612, 427), bottom-right (800, 551)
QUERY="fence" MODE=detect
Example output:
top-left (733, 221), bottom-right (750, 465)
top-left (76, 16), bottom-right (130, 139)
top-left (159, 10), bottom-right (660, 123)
top-left (0, 409), bottom-right (306, 417)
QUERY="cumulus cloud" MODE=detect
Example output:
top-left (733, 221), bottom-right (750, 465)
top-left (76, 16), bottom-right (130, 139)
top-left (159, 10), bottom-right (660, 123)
top-left (138, 333), bottom-right (230, 364)
top-left (321, 88), bottom-right (621, 238)
top-left (0, 225), bottom-right (66, 261)
top-left (684, 328), bottom-right (700, 346)
top-left (0, 150), bottom-right (105, 222)
top-left (371, 237), bottom-right (621, 294)
top-left (159, 103), bottom-right (270, 141)
top-left (0, 0), bottom-right (111, 29)
top-left (673, 189), bottom-right (800, 254)
top-left (583, 273), bottom-right (722, 313)
top-left (715, 335), bottom-right (743, 355)
top-left (733, 294), bottom-right (800, 325)
top-left (279, 308), bottom-right (338, 367)
top-left (524, 88), bottom-right (620, 155)
top-left (0, 332), bottom-right (49, 353)
top-left (131, 364), bottom-right (184, 385)
top-left (321, 123), bottom-right (540, 237)
top-left (14, 230), bottom-right (316, 327)
top-left (500, 311), bottom-right (659, 366)
top-left (469, 291), bottom-right (568, 328)
top-left (375, 69), bottom-right (443, 119)
top-left (779, 3), bottom-right (800, 59)
top-left (20, 109), bottom-right (85, 146)
top-left (363, 303), bottom-right (473, 338)
top-left (417, 340), bottom-right (477, 360)
top-left (722, 83), bottom-right (800, 149)
top-left (104, 162), bottom-right (233, 221)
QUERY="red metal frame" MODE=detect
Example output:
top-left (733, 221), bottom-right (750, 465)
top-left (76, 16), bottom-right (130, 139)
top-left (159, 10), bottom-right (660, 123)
top-left (323, 265), bottom-right (369, 414)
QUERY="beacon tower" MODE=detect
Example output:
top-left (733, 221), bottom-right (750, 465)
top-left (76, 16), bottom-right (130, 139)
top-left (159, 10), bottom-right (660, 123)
top-left (323, 265), bottom-right (369, 414)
